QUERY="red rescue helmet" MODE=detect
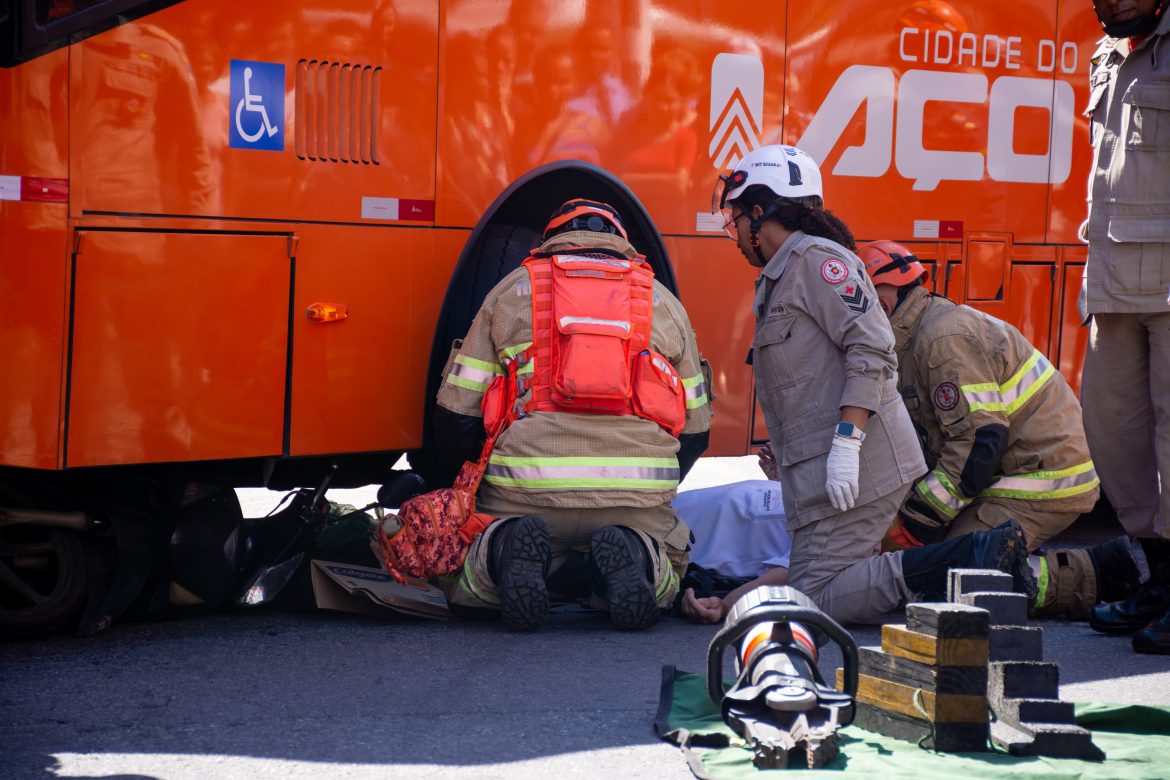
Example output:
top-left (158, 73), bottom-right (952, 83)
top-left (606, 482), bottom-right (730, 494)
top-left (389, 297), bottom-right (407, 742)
top-left (543, 199), bottom-right (628, 241)
top-left (859, 240), bottom-right (930, 288)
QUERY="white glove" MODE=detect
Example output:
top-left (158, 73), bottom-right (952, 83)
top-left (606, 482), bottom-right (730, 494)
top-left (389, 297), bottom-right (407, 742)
top-left (825, 434), bottom-right (862, 512)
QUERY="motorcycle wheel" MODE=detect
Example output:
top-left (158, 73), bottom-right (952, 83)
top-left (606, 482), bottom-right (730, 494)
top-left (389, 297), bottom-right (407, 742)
top-left (0, 525), bottom-right (88, 638)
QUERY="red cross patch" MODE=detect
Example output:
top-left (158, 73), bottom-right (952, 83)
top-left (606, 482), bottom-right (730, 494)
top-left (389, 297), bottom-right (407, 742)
top-left (933, 382), bottom-right (960, 411)
top-left (821, 259), bottom-right (848, 284)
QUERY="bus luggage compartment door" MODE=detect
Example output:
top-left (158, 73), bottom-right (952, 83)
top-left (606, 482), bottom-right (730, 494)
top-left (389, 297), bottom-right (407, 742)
top-left (66, 231), bottom-right (291, 467)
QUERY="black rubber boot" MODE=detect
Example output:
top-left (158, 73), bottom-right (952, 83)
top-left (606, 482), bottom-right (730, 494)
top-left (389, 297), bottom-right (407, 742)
top-left (1090, 538), bottom-right (1170, 636)
top-left (487, 515), bottom-right (551, 632)
top-left (900, 520), bottom-right (1035, 602)
top-left (1133, 604), bottom-right (1170, 654)
top-left (590, 525), bottom-right (660, 631)
top-left (1088, 536), bottom-right (1142, 604)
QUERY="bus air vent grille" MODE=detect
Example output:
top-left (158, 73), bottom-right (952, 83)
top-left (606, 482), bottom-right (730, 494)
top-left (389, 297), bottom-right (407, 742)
top-left (294, 60), bottom-right (381, 164)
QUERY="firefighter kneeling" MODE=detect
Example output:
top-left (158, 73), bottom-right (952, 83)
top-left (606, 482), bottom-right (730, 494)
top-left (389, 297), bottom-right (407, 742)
top-left (860, 240), bottom-right (1139, 617)
top-left (430, 199), bottom-right (711, 630)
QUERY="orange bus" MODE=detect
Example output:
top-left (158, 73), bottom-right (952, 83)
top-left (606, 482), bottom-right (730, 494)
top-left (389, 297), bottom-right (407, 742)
top-left (0, 0), bottom-right (1100, 634)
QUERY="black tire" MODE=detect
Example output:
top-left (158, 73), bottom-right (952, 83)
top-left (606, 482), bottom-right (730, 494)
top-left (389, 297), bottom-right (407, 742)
top-left (0, 525), bottom-right (89, 639)
top-left (436, 222), bottom-right (540, 364)
top-left (409, 222), bottom-right (540, 486)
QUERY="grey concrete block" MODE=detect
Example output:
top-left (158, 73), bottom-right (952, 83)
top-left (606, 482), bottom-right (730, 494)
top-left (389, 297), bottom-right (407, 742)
top-left (995, 697), bottom-right (1075, 728)
top-left (959, 592), bottom-right (1028, 626)
top-left (991, 720), bottom-right (1104, 760)
top-left (990, 661), bottom-right (1059, 700)
top-left (948, 569), bottom-right (1014, 602)
top-left (989, 625), bottom-right (1044, 662)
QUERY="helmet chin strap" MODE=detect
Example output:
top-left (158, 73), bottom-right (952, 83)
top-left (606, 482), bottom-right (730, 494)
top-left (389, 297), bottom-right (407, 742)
top-left (748, 199), bottom-right (785, 265)
top-left (1100, 0), bottom-right (1168, 37)
top-left (749, 222), bottom-right (769, 265)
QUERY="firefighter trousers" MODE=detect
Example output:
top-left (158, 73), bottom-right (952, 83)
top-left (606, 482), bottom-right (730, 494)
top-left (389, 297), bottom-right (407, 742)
top-left (1082, 311), bottom-right (1170, 541)
top-left (944, 493), bottom-right (1101, 618)
top-left (441, 493), bottom-right (688, 613)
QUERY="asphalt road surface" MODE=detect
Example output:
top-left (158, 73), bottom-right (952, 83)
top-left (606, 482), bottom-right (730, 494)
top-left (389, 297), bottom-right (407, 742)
top-left (4, 458), bottom-right (1170, 779)
top-left (5, 606), bottom-right (1170, 779)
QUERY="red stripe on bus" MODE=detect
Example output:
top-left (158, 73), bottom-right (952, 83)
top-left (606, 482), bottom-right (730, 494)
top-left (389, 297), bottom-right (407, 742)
top-left (398, 199), bottom-right (435, 221)
top-left (21, 177), bottom-right (69, 202)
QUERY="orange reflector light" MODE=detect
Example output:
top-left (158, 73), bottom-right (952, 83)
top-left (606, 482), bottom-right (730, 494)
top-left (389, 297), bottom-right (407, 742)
top-left (306, 302), bottom-right (348, 322)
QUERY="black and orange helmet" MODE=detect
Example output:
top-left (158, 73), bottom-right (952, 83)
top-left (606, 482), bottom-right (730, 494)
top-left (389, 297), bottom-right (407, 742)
top-left (543, 199), bottom-right (628, 241)
top-left (859, 240), bottom-right (930, 288)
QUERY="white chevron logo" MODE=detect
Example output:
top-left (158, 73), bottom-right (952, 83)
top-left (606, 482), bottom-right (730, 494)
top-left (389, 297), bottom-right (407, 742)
top-left (709, 53), bottom-right (763, 170)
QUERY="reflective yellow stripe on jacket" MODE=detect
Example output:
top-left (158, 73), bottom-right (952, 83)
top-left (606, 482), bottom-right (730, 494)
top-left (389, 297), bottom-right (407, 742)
top-left (683, 372), bottom-right (709, 410)
top-left (961, 349), bottom-right (1056, 415)
top-left (919, 460), bottom-right (1100, 515)
top-left (916, 469), bottom-right (968, 520)
top-left (981, 461), bottom-right (1100, 501)
top-left (485, 455), bottom-right (680, 490)
top-left (446, 355), bottom-right (500, 393)
top-left (445, 343), bottom-right (533, 394)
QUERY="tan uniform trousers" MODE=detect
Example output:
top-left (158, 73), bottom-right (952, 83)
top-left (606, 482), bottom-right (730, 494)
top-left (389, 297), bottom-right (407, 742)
top-left (442, 491), bottom-right (688, 612)
top-left (1082, 312), bottom-right (1170, 541)
top-left (943, 493), bottom-right (1101, 618)
top-left (788, 484), bottom-right (912, 625)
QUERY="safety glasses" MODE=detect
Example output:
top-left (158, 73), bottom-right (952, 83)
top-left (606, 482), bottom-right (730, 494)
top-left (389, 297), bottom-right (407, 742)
top-left (711, 169), bottom-right (749, 242)
top-left (721, 210), bottom-right (745, 242)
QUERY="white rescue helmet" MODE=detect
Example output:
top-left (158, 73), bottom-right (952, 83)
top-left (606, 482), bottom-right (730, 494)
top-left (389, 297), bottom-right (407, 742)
top-left (712, 145), bottom-right (823, 213)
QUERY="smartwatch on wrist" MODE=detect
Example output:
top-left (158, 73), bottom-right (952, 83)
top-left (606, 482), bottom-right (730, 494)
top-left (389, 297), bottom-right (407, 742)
top-left (834, 421), bottom-right (866, 442)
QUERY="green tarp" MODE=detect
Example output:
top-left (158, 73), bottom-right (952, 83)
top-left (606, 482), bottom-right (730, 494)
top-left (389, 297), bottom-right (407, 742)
top-left (654, 666), bottom-right (1170, 779)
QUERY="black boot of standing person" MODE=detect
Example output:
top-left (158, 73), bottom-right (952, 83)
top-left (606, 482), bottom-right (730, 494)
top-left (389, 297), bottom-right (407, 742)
top-left (1090, 538), bottom-right (1170, 653)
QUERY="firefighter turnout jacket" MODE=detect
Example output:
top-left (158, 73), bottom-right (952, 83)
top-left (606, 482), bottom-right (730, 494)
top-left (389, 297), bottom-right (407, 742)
top-left (888, 286), bottom-right (1100, 536)
top-left (436, 230), bottom-right (712, 511)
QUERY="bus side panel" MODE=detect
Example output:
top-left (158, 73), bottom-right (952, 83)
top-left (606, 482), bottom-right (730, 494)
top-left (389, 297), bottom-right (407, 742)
top-left (1047, 1), bottom-right (1101, 245)
top-left (0, 49), bottom-right (71, 469)
top-left (67, 232), bottom-right (290, 467)
top-left (288, 225), bottom-right (467, 456)
top-left (70, 0), bottom-right (440, 227)
top-left (784, 1), bottom-right (1064, 245)
top-left (0, 206), bottom-right (68, 469)
top-left (1056, 246), bottom-right (1088, 395)
top-left (665, 235), bottom-right (758, 457)
top-left (436, 2), bottom-right (786, 235)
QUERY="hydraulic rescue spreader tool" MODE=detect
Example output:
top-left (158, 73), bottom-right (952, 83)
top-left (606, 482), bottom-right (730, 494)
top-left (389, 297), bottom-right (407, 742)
top-left (707, 586), bottom-right (858, 769)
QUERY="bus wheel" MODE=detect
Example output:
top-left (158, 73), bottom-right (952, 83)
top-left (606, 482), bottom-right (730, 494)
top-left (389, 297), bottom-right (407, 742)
top-left (0, 525), bottom-right (89, 638)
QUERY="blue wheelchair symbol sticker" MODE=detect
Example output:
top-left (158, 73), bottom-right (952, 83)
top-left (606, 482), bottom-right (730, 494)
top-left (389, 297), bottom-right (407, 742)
top-left (230, 59), bottom-right (285, 151)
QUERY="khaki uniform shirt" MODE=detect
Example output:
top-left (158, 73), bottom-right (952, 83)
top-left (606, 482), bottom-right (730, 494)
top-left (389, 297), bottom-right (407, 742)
top-left (1084, 14), bottom-right (1170, 314)
top-left (889, 287), bottom-right (1099, 522)
top-left (751, 231), bottom-right (925, 529)
top-left (436, 230), bottom-right (712, 510)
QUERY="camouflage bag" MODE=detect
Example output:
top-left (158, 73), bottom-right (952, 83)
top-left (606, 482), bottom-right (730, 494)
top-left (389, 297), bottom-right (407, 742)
top-left (374, 359), bottom-right (520, 583)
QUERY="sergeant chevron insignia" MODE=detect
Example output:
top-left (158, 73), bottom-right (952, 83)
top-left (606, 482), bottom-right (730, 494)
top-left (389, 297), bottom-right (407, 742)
top-left (838, 282), bottom-right (871, 313)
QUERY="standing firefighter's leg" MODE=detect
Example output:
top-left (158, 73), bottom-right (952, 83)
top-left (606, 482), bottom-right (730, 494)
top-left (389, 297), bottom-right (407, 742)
top-left (1091, 538), bottom-right (1170, 635)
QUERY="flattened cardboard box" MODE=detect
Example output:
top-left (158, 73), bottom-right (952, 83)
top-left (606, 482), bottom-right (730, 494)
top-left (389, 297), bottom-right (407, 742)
top-left (311, 560), bottom-right (450, 620)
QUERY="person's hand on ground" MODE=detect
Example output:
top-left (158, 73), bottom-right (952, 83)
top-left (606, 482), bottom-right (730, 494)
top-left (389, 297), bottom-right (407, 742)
top-left (681, 587), bottom-right (727, 624)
